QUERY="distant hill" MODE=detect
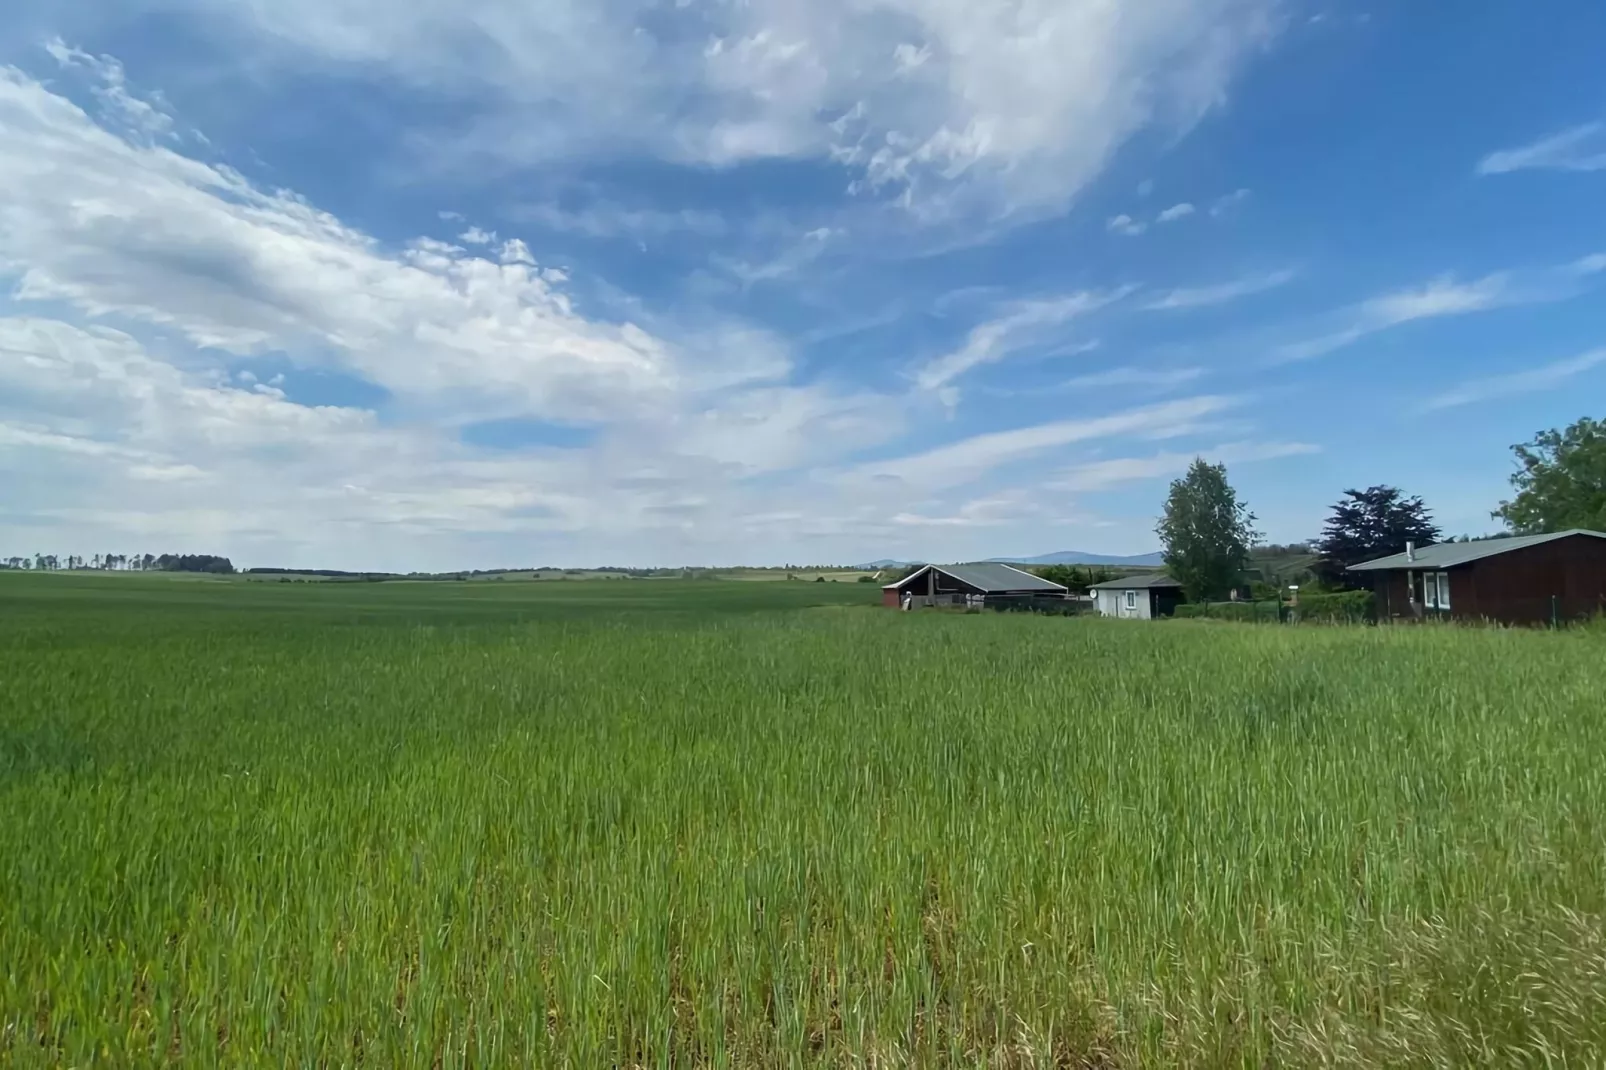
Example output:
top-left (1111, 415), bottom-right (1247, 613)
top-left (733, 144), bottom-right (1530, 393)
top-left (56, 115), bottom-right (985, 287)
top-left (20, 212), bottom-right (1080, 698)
top-left (851, 551), bottom-right (1164, 570)
top-left (987, 550), bottom-right (1165, 567)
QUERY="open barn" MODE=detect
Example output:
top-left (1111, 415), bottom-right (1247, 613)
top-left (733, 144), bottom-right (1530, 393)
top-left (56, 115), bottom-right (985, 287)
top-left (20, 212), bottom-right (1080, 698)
top-left (881, 563), bottom-right (1068, 609)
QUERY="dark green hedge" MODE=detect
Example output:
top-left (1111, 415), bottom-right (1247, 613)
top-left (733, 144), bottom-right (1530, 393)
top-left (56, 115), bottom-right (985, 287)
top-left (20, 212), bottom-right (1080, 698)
top-left (1173, 600), bottom-right (1283, 622)
top-left (1171, 592), bottom-right (1376, 624)
top-left (1294, 590), bottom-right (1376, 623)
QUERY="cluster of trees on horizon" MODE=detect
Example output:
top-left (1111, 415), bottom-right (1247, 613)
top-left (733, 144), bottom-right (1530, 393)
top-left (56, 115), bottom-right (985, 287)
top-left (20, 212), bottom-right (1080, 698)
top-left (1, 553), bottom-right (234, 574)
top-left (1157, 415), bottom-right (1606, 603)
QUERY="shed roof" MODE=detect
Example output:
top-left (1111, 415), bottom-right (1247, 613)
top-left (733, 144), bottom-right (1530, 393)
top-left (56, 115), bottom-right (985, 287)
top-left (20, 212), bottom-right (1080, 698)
top-left (882, 562), bottom-right (1067, 593)
top-left (1348, 529), bottom-right (1606, 572)
top-left (1088, 573), bottom-right (1183, 590)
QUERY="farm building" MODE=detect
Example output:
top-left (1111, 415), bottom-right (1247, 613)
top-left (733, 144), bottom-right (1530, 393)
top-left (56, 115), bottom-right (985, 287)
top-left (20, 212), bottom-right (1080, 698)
top-left (1348, 529), bottom-right (1606, 625)
top-left (881, 563), bottom-right (1068, 609)
top-left (1089, 574), bottom-right (1185, 619)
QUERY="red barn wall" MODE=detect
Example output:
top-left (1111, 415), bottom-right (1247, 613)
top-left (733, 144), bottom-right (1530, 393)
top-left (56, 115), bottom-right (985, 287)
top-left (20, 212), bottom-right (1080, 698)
top-left (1461, 535), bottom-right (1606, 624)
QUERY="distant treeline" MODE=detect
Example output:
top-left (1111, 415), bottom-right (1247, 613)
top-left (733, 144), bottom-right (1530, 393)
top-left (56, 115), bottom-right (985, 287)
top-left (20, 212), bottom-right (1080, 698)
top-left (156, 554), bottom-right (236, 574)
top-left (246, 568), bottom-right (398, 579)
top-left (2, 552), bottom-right (234, 574)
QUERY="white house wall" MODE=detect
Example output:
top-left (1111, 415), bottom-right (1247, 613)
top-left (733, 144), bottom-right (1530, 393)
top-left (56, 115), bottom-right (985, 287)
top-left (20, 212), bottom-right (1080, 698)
top-left (1096, 589), bottom-right (1153, 619)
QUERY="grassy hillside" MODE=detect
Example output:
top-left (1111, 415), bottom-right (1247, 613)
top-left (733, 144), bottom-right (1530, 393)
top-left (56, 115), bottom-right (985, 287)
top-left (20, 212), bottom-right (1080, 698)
top-left (4, 573), bottom-right (1605, 1066)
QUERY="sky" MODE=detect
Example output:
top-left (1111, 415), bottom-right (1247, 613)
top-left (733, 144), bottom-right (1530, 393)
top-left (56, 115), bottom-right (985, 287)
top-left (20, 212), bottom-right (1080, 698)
top-left (1, 2), bottom-right (1604, 571)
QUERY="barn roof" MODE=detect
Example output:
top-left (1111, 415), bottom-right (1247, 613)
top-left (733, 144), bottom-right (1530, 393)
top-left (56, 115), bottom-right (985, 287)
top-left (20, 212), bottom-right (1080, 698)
top-left (1348, 529), bottom-right (1606, 571)
top-left (882, 562), bottom-right (1068, 593)
top-left (1088, 573), bottom-right (1183, 590)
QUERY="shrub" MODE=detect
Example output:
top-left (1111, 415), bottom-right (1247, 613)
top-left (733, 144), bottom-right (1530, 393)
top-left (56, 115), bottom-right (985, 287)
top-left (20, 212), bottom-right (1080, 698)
top-left (1296, 589), bottom-right (1376, 624)
top-left (1174, 600), bottom-right (1283, 623)
top-left (1249, 581), bottom-right (1283, 602)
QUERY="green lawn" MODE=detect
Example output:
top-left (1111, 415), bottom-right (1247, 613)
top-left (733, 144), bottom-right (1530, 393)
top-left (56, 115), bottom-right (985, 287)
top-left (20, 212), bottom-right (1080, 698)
top-left (3, 573), bottom-right (1604, 1066)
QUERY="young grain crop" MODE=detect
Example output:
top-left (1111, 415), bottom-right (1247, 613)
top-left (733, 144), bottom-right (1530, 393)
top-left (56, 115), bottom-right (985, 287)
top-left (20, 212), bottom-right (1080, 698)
top-left (3, 573), bottom-right (1605, 1066)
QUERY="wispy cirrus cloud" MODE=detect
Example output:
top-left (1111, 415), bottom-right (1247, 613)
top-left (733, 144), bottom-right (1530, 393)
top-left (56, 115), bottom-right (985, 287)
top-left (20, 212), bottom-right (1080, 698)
top-left (41, 36), bottom-right (176, 139)
top-left (1046, 439), bottom-right (1318, 492)
top-left (1156, 202), bottom-right (1196, 223)
top-left (915, 288), bottom-right (1132, 391)
top-left (1276, 255), bottom-right (1606, 363)
top-left (1144, 269), bottom-right (1296, 311)
top-left (1209, 188), bottom-right (1252, 217)
top-left (846, 395), bottom-right (1235, 490)
top-left (1426, 349), bottom-right (1606, 410)
top-left (1478, 123), bottom-right (1606, 175)
top-left (105, 0), bottom-right (1280, 227)
top-left (1277, 274), bottom-right (1516, 362)
top-left (1052, 366), bottom-right (1206, 392)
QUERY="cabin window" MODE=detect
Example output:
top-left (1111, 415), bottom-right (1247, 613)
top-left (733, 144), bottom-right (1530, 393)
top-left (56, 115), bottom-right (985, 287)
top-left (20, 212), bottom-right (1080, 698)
top-left (1125, 590), bottom-right (1137, 610)
top-left (1422, 572), bottom-right (1452, 611)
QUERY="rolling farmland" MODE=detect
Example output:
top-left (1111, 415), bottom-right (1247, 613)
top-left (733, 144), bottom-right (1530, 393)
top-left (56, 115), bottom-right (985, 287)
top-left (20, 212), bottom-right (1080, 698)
top-left (3, 573), bottom-right (1605, 1066)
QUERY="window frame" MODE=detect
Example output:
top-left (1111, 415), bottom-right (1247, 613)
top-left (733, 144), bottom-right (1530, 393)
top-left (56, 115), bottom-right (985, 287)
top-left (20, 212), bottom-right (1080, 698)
top-left (1124, 590), bottom-right (1138, 610)
top-left (1436, 571), bottom-right (1451, 611)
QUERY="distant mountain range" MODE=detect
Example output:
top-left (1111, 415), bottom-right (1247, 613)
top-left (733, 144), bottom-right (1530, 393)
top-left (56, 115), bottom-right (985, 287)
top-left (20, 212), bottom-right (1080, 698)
top-left (854, 550), bottom-right (1164, 570)
top-left (987, 550), bottom-right (1165, 567)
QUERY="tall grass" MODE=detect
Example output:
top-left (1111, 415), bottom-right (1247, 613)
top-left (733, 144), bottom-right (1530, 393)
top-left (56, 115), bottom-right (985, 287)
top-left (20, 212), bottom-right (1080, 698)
top-left (3, 574), bottom-right (1605, 1066)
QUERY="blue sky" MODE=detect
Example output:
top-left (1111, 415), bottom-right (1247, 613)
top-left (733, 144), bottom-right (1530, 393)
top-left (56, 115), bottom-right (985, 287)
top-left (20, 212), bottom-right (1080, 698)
top-left (1, 1), bottom-right (1604, 570)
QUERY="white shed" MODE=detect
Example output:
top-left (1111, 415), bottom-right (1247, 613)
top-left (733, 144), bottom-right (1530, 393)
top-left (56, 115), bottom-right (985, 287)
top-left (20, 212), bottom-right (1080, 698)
top-left (1089, 574), bottom-right (1185, 619)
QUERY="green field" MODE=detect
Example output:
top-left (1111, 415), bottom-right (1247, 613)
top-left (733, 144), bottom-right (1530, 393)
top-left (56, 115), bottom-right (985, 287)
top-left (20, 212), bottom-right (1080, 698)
top-left (4, 573), bottom-right (1606, 1067)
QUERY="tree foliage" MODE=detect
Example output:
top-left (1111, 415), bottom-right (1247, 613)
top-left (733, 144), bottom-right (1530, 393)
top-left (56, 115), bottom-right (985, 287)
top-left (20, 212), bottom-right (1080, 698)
top-left (154, 554), bottom-right (236, 574)
top-left (1313, 486), bottom-right (1440, 587)
top-left (1156, 459), bottom-right (1260, 603)
top-left (1494, 417), bottom-right (1606, 534)
top-left (1027, 564), bottom-right (1118, 592)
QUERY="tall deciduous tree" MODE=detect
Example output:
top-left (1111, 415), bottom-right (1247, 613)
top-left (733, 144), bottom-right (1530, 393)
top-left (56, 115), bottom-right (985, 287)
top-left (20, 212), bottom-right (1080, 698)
top-left (1494, 417), bottom-right (1606, 534)
top-left (1314, 486), bottom-right (1440, 587)
top-left (1156, 459), bottom-right (1260, 602)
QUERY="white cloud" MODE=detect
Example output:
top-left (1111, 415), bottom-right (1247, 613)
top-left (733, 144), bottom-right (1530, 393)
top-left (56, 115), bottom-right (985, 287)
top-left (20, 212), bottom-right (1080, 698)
top-left (42, 37), bottom-right (176, 139)
top-left (516, 202), bottom-right (728, 240)
top-left (459, 226), bottom-right (497, 245)
top-left (1046, 440), bottom-right (1317, 492)
top-left (1052, 366), bottom-right (1206, 392)
top-left (1277, 274), bottom-right (1513, 362)
top-left (1, 65), bottom-right (944, 567)
top-left (132, 0), bottom-right (1280, 222)
top-left (1144, 268), bottom-right (1295, 310)
top-left (0, 52), bottom-right (1310, 568)
top-left (1360, 275), bottom-right (1511, 323)
top-left (0, 66), bottom-right (699, 423)
top-left (1106, 213), bottom-right (1148, 236)
top-left (1156, 202), bottom-right (1196, 223)
top-left (498, 238), bottom-right (536, 265)
top-left (915, 289), bottom-right (1130, 391)
top-left (1478, 123), bottom-right (1606, 175)
top-left (845, 395), bottom-right (1235, 490)
top-left (1209, 188), bottom-right (1252, 217)
top-left (1426, 348), bottom-right (1606, 410)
